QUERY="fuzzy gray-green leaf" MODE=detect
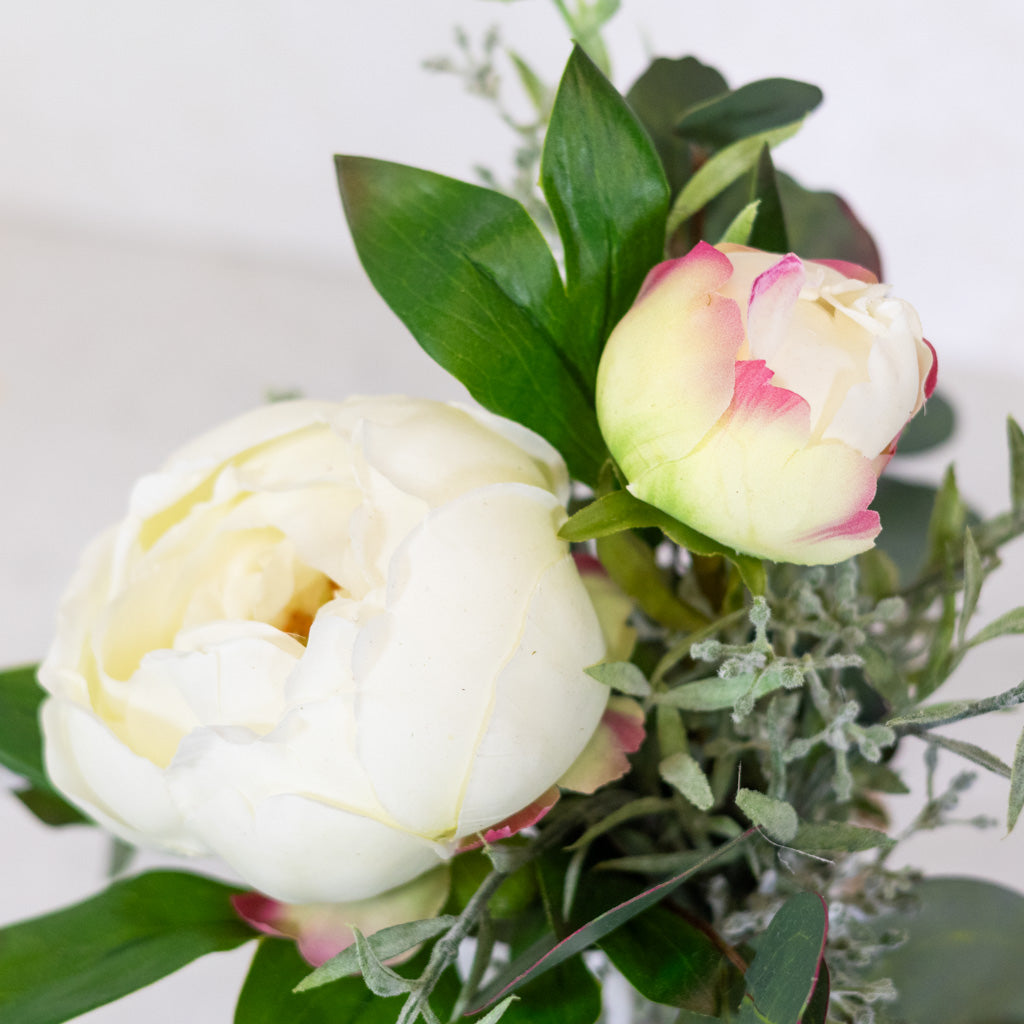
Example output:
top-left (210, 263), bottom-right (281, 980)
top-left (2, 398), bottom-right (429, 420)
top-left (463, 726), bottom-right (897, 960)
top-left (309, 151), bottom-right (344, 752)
top-left (736, 788), bottom-right (798, 843)
top-left (661, 752), bottom-right (714, 811)
top-left (585, 661), bottom-right (651, 697)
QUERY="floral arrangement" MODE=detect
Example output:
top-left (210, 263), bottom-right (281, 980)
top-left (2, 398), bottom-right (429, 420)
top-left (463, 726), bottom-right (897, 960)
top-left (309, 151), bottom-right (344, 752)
top-left (3, 4), bottom-right (1024, 1023)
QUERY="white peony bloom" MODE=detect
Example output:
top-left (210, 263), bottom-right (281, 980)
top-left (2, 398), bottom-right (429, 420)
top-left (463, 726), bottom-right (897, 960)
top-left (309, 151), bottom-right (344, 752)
top-left (39, 397), bottom-right (611, 903)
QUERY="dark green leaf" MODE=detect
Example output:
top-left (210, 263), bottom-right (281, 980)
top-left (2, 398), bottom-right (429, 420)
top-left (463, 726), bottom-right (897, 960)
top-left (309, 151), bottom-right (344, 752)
top-left (236, 939), bottom-right (391, 1024)
top-left (599, 905), bottom-right (728, 1010)
top-left (295, 916), bottom-right (457, 992)
top-left (746, 145), bottom-right (788, 253)
top-left (1009, 727), bottom-right (1024, 833)
top-left (625, 57), bottom-right (729, 196)
top-left (541, 45), bottom-right (669, 385)
top-left (469, 831), bottom-right (752, 1012)
top-left (336, 156), bottom-right (604, 484)
top-left (792, 822), bottom-right (894, 854)
top-left (872, 476), bottom-right (940, 582)
top-left (924, 466), bottom-right (967, 575)
top-left (801, 960), bottom-right (830, 1024)
top-left (1010, 417), bottom-right (1024, 511)
top-left (0, 871), bottom-right (253, 1024)
top-left (875, 878), bottom-right (1024, 1023)
top-left (741, 893), bottom-right (827, 1024)
top-left (776, 172), bottom-right (882, 278)
top-left (13, 785), bottom-right (89, 826)
top-left (0, 664), bottom-right (50, 792)
top-left (895, 391), bottom-right (956, 455)
top-left (676, 78), bottom-right (823, 149)
top-left (500, 956), bottom-right (601, 1024)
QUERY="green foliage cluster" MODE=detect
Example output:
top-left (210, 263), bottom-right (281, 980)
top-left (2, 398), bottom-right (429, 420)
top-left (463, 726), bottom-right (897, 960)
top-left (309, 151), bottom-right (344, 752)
top-left (3, 17), bottom-right (1024, 1024)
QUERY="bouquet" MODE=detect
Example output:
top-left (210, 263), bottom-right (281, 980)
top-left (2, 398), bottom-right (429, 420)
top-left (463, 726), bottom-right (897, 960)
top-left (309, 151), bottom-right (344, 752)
top-left (3, 4), bottom-right (1024, 1022)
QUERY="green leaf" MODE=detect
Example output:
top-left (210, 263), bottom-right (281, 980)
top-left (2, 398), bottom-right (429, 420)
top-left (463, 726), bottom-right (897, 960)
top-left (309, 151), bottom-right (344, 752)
top-left (740, 893), bottom-right (827, 1024)
top-left (875, 878), bottom-right (1024, 1022)
top-left (716, 200), bottom-right (760, 245)
top-left (625, 57), bottom-right (729, 196)
top-left (657, 671), bottom-right (786, 713)
top-left (541, 45), bottom-right (669, 385)
top-left (917, 732), bottom-right (1011, 779)
top-left (736, 789), bottom-right (798, 843)
top-left (13, 785), bottom-right (89, 826)
top-left (469, 831), bottom-right (752, 1012)
top-left (0, 871), bottom-right (253, 1024)
top-left (1009, 727), bottom-right (1024, 833)
top-left (500, 956), bottom-right (601, 1024)
top-left (745, 145), bottom-right (788, 253)
top-left (584, 660), bottom-right (651, 697)
top-left (791, 821), bottom-right (894, 854)
top-left (665, 120), bottom-right (803, 239)
top-left (858, 641), bottom-right (907, 707)
top-left (924, 466), bottom-right (967, 574)
top-left (959, 527), bottom-right (982, 645)
top-left (660, 752), bottom-right (714, 811)
top-left (477, 995), bottom-right (520, 1024)
top-left (775, 171), bottom-right (882, 277)
top-left (895, 391), bottom-right (956, 455)
top-left (599, 904), bottom-right (728, 1009)
top-left (236, 939), bottom-right (391, 1024)
top-left (968, 606), bottom-right (1024, 648)
top-left (0, 664), bottom-right (51, 792)
top-left (872, 476), bottom-right (940, 582)
top-left (507, 51), bottom-right (551, 119)
top-left (801, 960), bottom-right (830, 1024)
top-left (889, 679), bottom-right (1024, 731)
top-left (675, 78), bottom-right (823, 150)
top-left (1010, 417), bottom-right (1024, 511)
top-left (564, 490), bottom-right (765, 595)
top-left (295, 916), bottom-right (457, 992)
top-left (336, 156), bottom-right (604, 484)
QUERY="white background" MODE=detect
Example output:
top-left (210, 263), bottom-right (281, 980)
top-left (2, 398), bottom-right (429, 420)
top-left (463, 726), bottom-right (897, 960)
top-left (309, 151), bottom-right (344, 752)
top-left (1, 2), bottom-right (1023, 1021)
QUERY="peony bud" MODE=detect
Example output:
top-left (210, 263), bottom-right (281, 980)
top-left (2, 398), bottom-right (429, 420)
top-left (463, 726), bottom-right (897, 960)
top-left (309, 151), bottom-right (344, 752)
top-left (596, 242), bottom-right (936, 565)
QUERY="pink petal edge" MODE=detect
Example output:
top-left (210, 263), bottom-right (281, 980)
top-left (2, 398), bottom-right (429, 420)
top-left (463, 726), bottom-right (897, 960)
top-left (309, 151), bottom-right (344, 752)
top-left (458, 786), bottom-right (561, 851)
top-left (636, 241), bottom-right (734, 303)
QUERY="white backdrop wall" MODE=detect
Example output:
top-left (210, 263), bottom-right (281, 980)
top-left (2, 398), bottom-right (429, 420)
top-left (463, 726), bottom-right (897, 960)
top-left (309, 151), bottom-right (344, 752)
top-left (2, 1), bottom-right (1024, 372)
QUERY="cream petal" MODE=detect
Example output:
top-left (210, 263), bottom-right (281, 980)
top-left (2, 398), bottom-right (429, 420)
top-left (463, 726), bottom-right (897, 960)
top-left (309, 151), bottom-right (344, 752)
top-left (351, 484), bottom-right (574, 837)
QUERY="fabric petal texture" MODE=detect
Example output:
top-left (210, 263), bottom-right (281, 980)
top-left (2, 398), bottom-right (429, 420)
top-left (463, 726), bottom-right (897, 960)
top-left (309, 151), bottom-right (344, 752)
top-left (596, 245), bottom-right (935, 565)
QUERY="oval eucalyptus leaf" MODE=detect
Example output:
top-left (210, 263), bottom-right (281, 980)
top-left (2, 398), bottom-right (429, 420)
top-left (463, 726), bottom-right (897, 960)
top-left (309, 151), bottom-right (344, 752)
top-left (894, 391), bottom-right (956, 455)
top-left (736, 789), bottom-right (798, 843)
top-left (0, 871), bottom-right (252, 1024)
top-left (676, 78), bottom-right (823, 149)
top-left (625, 56), bottom-right (729, 196)
top-left (741, 892), bottom-right (827, 1024)
top-left (0, 664), bottom-right (51, 793)
top-left (585, 661), bottom-right (651, 697)
top-left (542, 45), bottom-right (669, 385)
top-left (336, 156), bottom-right (605, 485)
top-left (875, 878), bottom-right (1024, 1022)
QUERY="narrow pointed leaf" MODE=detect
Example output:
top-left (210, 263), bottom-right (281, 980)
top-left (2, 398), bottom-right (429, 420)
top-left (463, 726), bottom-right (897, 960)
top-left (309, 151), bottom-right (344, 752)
top-left (336, 156), bottom-right (604, 484)
top-left (13, 785), bottom-right (89, 826)
top-left (741, 893), bottom-right (827, 1024)
top-left (469, 831), bottom-right (752, 1012)
top-left (924, 466), bottom-right (967, 573)
top-left (676, 78), bottom-right (823, 149)
top-left (917, 733), bottom-right (1011, 779)
top-left (541, 45), bottom-right (669, 385)
top-left (959, 528), bottom-right (982, 645)
top-left (1010, 417), bottom-right (1024, 511)
top-left (295, 916), bottom-right (457, 992)
top-left (746, 145), bottom-right (788, 253)
top-left (1008, 727), bottom-right (1024, 833)
top-left (500, 957), bottom-right (601, 1024)
top-left (967, 606), bottom-right (1024, 648)
top-left (666, 121), bottom-right (802, 238)
top-left (476, 995), bottom-right (519, 1024)
top-left (0, 872), bottom-right (252, 1024)
top-left (353, 930), bottom-right (412, 998)
top-left (889, 680), bottom-right (1024, 731)
top-left (792, 822), bottom-right (894, 853)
